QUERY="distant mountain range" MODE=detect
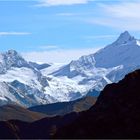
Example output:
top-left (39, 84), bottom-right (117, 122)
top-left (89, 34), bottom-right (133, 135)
top-left (0, 31), bottom-right (140, 107)
top-left (0, 95), bottom-right (96, 124)
top-left (0, 68), bottom-right (140, 138)
top-left (29, 96), bottom-right (97, 116)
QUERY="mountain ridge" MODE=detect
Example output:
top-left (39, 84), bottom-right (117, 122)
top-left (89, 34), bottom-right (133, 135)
top-left (42, 31), bottom-right (140, 102)
top-left (28, 96), bottom-right (97, 116)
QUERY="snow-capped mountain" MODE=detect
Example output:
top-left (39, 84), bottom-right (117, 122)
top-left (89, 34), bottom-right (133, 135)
top-left (0, 31), bottom-right (140, 107)
top-left (51, 31), bottom-right (139, 76)
top-left (0, 50), bottom-right (57, 107)
top-left (94, 31), bottom-right (139, 68)
top-left (42, 31), bottom-right (140, 101)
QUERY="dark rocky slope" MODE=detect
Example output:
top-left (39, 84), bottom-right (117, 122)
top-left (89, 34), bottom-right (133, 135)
top-left (0, 112), bottom-right (79, 139)
top-left (55, 69), bottom-right (140, 138)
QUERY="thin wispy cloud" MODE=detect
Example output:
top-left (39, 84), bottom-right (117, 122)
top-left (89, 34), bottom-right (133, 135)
top-left (0, 32), bottom-right (31, 36)
top-left (1, 0), bottom-right (140, 62)
top-left (39, 45), bottom-right (59, 50)
top-left (35, 0), bottom-right (93, 7)
top-left (100, 2), bottom-right (140, 19)
top-left (56, 13), bottom-right (79, 16)
top-left (85, 35), bottom-right (117, 40)
top-left (88, 1), bottom-right (140, 31)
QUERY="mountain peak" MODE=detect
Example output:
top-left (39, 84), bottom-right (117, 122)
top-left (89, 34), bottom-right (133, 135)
top-left (0, 50), bottom-right (29, 70)
top-left (119, 31), bottom-right (132, 39)
top-left (114, 31), bottom-right (135, 45)
top-left (5, 49), bottom-right (24, 61)
top-left (120, 31), bottom-right (130, 37)
top-left (7, 50), bottom-right (18, 56)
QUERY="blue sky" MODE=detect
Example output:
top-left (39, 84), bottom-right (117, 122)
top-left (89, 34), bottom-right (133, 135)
top-left (0, 0), bottom-right (140, 63)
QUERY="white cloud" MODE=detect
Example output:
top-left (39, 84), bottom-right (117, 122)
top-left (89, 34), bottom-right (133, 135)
top-left (36, 0), bottom-right (92, 7)
top-left (89, 18), bottom-right (140, 31)
top-left (22, 47), bottom-right (101, 63)
top-left (88, 1), bottom-right (140, 31)
top-left (39, 45), bottom-right (59, 50)
top-left (0, 32), bottom-right (31, 36)
top-left (56, 13), bottom-right (79, 16)
top-left (100, 2), bottom-right (140, 19)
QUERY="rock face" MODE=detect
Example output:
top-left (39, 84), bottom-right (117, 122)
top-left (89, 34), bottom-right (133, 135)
top-left (29, 62), bottom-right (51, 70)
top-left (0, 69), bottom-right (140, 138)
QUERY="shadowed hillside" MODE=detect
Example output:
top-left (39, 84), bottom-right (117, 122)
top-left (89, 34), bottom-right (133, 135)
top-left (29, 96), bottom-right (97, 116)
top-left (0, 105), bottom-right (46, 122)
top-left (55, 69), bottom-right (140, 138)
